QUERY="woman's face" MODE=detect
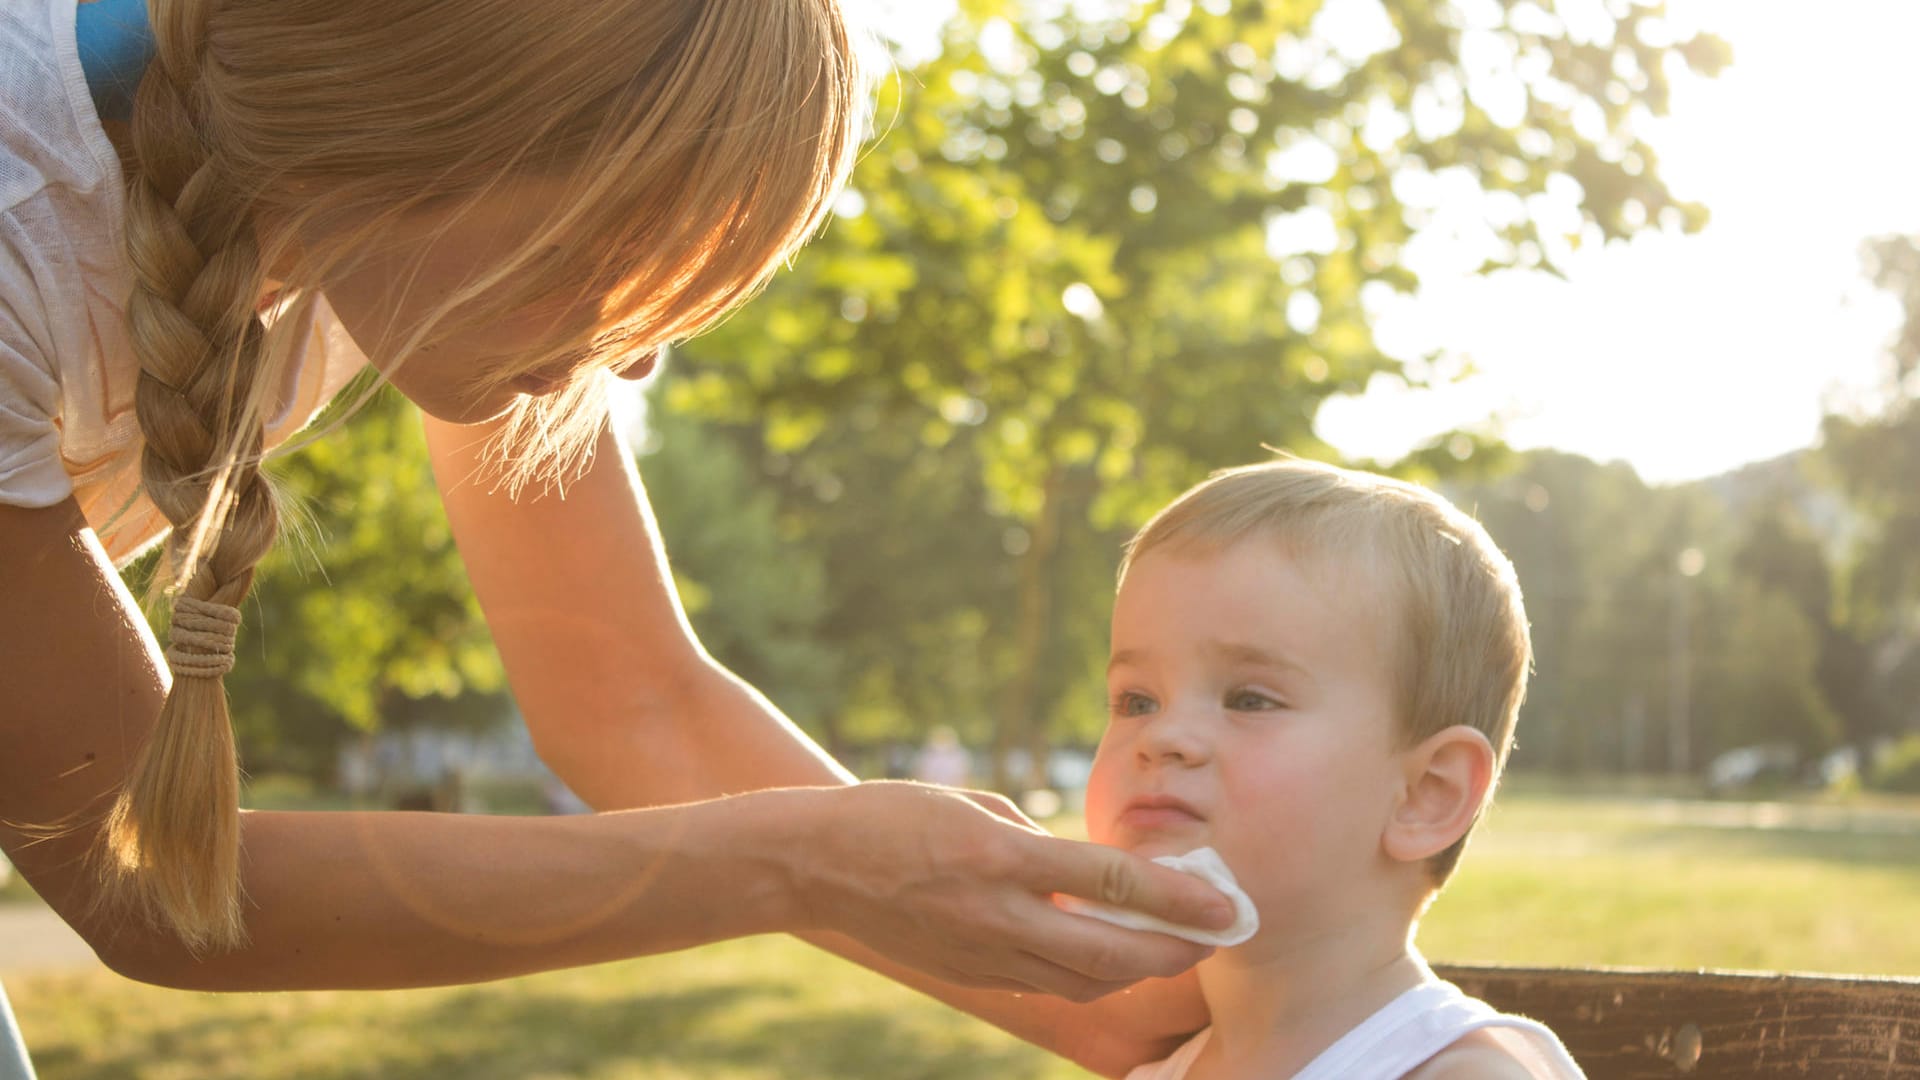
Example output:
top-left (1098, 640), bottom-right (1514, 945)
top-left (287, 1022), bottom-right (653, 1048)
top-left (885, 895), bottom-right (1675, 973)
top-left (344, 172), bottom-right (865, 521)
top-left (307, 178), bottom-right (658, 425)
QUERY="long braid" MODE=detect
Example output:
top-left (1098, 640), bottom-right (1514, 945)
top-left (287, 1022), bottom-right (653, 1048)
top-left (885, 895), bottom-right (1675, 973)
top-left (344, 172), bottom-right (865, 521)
top-left (103, 0), bottom-right (280, 953)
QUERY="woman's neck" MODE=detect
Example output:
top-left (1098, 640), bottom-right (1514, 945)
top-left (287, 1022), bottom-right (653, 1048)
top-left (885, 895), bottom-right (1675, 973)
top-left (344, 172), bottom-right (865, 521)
top-left (1187, 907), bottom-right (1429, 1078)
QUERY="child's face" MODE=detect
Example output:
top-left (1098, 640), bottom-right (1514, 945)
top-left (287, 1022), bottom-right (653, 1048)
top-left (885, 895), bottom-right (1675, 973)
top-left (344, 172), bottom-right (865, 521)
top-left (1086, 538), bottom-right (1409, 932)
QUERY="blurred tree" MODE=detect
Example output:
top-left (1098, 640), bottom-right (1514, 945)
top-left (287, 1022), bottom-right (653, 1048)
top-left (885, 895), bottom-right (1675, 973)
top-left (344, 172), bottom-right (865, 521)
top-left (1729, 495), bottom-right (1872, 759)
top-left (1731, 497), bottom-right (1831, 630)
top-left (1817, 233), bottom-right (1920, 748)
top-left (1461, 449), bottom-right (1849, 775)
top-left (1692, 582), bottom-right (1838, 761)
top-left (1823, 412), bottom-right (1920, 641)
top-left (637, 406), bottom-right (841, 741)
top-left (671, 0), bottom-right (1725, 786)
top-left (1865, 235), bottom-right (1920, 381)
top-left (121, 0), bottom-right (1734, 789)
top-left (1465, 452), bottom-right (1712, 773)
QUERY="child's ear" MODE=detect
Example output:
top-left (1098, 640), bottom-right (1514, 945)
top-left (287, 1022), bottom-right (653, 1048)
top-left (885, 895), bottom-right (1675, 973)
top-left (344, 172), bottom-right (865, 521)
top-left (1382, 726), bottom-right (1496, 864)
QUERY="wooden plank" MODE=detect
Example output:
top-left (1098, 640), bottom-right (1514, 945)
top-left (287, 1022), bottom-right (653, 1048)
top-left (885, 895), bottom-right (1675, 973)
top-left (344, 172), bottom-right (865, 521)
top-left (1435, 963), bottom-right (1920, 1079)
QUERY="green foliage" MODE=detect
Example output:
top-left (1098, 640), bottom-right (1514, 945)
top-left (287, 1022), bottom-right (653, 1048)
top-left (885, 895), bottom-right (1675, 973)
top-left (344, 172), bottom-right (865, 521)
top-left (1811, 234), bottom-right (1920, 750)
top-left (1823, 406), bottom-right (1920, 637)
top-left (1871, 736), bottom-right (1920, 795)
top-left (112, 2), bottom-right (1743, 783)
top-left (1459, 452), bottom-right (1694, 770)
top-left (1454, 450), bottom-right (1846, 773)
top-left (1695, 583), bottom-right (1838, 759)
top-left (669, 0), bottom-right (1716, 781)
top-left (637, 407), bottom-right (839, 733)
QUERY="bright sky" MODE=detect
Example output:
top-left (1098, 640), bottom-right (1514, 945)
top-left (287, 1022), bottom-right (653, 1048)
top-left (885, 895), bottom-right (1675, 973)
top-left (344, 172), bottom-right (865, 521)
top-left (1316, 0), bottom-right (1920, 483)
top-left (861, 0), bottom-right (1920, 485)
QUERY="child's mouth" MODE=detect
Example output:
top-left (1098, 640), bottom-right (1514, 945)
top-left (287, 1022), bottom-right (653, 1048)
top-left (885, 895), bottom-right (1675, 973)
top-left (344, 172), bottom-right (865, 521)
top-left (1118, 795), bottom-right (1205, 832)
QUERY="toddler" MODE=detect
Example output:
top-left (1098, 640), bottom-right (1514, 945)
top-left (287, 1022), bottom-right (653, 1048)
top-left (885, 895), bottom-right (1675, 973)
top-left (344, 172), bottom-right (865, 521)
top-left (1079, 459), bottom-right (1584, 1079)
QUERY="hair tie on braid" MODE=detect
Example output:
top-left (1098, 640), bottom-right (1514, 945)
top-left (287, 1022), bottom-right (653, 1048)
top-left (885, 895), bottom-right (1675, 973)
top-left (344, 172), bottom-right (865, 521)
top-left (165, 595), bottom-right (242, 679)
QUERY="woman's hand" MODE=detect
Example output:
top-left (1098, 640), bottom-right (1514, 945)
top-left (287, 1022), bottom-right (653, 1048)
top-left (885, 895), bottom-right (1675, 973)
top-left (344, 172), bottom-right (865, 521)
top-left (783, 782), bottom-right (1233, 1002)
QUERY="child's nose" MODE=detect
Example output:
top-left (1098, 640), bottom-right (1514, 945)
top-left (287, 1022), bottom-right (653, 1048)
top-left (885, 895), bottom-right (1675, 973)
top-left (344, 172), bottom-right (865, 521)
top-left (1137, 705), bottom-right (1212, 767)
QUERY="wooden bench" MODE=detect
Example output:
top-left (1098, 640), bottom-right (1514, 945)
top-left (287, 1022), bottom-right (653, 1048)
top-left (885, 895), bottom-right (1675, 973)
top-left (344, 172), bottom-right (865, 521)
top-left (1435, 964), bottom-right (1920, 1078)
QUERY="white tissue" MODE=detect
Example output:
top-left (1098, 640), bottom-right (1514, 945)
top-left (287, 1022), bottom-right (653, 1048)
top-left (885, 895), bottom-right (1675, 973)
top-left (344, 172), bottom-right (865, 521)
top-left (1058, 846), bottom-right (1260, 947)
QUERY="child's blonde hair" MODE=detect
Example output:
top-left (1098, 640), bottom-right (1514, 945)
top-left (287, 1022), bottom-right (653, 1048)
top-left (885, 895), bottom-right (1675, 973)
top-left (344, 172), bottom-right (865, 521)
top-left (109, 0), bottom-right (870, 952)
top-left (1119, 457), bottom-right (1531, 885)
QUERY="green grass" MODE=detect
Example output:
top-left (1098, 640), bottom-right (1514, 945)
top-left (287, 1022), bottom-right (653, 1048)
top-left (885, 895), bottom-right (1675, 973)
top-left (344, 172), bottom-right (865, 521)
top-left (1418, 789), bottom-right (1920, 974)
top-left (9, 787), bottom-right (1920, 1079)
top-left (11, 936), bottom-right (1084, 1080)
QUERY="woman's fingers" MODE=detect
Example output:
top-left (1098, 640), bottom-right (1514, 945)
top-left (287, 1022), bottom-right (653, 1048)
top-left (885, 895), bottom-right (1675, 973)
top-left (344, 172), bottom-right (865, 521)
top-left (942, 787), bottom-right (1235, 936)
top-left (1023, 834), bottom-right (1236, 934)
top-left (801, 783), bottom-right (1229, 1000)
top-left (1001, 897), bottom-right (1216, 988)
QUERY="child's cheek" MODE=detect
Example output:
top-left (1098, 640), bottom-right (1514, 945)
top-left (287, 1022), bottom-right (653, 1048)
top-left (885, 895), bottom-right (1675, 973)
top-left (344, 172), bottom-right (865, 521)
top-left (1082, 748), bottom-right (1123, 847)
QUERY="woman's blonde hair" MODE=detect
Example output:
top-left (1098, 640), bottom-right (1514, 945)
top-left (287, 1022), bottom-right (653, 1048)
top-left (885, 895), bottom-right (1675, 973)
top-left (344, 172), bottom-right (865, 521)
top-left (1119, 457), bottom-right (1532, 886)
top-left (108, 0), bottom-right (870, 952)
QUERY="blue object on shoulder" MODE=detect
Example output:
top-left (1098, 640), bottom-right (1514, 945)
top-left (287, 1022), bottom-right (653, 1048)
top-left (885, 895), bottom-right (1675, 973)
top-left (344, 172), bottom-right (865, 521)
top-left (76, 0), bottom-right (155, 123)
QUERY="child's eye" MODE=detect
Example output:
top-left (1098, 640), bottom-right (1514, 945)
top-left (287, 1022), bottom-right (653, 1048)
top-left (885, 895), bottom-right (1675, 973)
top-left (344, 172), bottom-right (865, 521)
top-left (1226, 688), bottom-right (1283, 712)
top-left (1109, 691), bottom-right (1158, 718)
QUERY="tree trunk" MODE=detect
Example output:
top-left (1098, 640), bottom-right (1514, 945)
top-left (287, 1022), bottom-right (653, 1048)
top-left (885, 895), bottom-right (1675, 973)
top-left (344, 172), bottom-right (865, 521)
top-left (991, 466), bottom-right (1066, 793)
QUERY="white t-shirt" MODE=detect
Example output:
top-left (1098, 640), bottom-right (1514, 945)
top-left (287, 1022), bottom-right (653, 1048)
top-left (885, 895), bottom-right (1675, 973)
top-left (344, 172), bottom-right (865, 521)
top-left (1126, 977), bottom-right (1586, 1080)
top-left (0, 0), bottom-right (366, 565)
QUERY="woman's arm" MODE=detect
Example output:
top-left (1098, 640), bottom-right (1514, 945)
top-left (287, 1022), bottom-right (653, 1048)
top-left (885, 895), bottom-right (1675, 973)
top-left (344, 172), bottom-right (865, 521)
top-left (0, 496), bottom-right (1214, 1020)
top-left (422, 407), bottom-right (840, 808)
top-left (424, 407), bottom-right (1214, 1076)
top-left (0, 499), bottom-right (780, 989)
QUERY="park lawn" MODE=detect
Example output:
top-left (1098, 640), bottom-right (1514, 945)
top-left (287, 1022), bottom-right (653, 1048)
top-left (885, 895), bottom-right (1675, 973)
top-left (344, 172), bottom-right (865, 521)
top-left (1419, 789), bottom-right (1920, 974)
top-left (11, 936), bottom-right (1088, 1080)
top-left (11, 787), bottom-right (1920, 1079)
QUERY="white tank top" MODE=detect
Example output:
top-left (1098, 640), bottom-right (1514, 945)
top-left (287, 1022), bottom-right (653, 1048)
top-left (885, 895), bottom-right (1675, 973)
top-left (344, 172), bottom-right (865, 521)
top-left (1127, 978), bottom-right (1586, 1080)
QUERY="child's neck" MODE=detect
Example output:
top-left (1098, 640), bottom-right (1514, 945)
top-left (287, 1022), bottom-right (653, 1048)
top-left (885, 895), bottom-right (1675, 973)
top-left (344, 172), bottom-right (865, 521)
top-left (1188, 905), bottom-right (1428, 1079)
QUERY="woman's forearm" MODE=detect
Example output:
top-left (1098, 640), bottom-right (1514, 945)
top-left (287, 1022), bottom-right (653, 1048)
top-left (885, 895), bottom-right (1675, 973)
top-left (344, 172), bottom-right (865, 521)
top-left (547, 673), bottom-right (1210, 1077)
top-left (426, 411), bottom-right (854, 810)
top-left (92, 794), bottom-right (804, 991)
top-left (539, 661), bottom-right (851, 810)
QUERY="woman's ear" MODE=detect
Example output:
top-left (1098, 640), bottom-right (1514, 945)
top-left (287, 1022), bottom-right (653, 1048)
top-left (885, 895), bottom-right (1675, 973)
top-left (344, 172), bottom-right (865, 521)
top-left (1382, 726), bottom-right (1496, 864)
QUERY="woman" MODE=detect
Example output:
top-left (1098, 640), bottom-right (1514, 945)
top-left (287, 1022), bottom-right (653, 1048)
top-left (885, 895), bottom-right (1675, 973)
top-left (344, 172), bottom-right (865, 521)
top-left (0, 0), bottom-right (1230, 1074)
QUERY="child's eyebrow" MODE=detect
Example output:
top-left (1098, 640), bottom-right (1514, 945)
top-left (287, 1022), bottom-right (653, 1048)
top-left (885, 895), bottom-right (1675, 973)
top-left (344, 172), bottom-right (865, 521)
top-left (1106, 642), bottom-right (1312, 679)
top-left (1205, 640), bottom-right (1312, 679)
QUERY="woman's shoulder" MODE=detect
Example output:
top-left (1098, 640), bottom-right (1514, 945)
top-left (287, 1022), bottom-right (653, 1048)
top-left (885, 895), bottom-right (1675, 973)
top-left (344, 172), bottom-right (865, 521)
top-left (3, 0), bottom-right (123, 210)
top-left (1405, 1027), bottom-right (1582, 1080)
top-left (0, 0), bottom-right (127, 349)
